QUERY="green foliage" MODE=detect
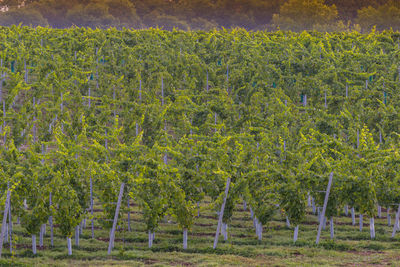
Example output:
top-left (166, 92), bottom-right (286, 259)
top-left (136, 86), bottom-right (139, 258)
top-left (0, 27), bottom-right (398, 247)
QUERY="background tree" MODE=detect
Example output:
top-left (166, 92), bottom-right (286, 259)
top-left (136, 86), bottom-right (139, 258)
top-left (0, 0), bottom-right (398, 32)
top-left (325, 0), bottom-right (388, 21)
top-left (65, 2), bottom-right (117, 29)
top-left (272, 0), bottom-right (338, 31)
top-left (357, 0), bottom-right (400, 32)
top-left (28, 0), bottom-right (79, 28)
top-left (0, 8), bottom-right (48, 27)
top-left (104, 0), bottom-right (141, 28)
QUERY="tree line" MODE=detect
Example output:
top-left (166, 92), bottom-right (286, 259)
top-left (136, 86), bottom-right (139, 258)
top-left (0, 0), bottom-right (399, 32)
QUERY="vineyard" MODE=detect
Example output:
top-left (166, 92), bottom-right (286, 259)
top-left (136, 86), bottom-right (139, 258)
top-left (0, 26), bottom-right (400, 265)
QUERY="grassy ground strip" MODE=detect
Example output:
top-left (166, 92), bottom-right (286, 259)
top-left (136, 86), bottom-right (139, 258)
top-left (0, 201), bottom-right (400, 266)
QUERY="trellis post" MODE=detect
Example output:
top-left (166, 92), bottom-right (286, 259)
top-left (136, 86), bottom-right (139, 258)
top-left (316, 172), bottom-right (333, 244)
top-left (213, 178), bottom-right (231, 249)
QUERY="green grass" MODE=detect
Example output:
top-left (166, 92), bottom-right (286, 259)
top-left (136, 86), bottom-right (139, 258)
top-left (1, 202), bottom-right (400, 266)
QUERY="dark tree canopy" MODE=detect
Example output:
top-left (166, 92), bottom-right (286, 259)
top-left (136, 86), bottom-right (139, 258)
top-left (0, 0), bottom-right (398, 31)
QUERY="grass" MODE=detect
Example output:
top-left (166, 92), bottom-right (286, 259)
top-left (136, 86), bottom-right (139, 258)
top-left (0, 201), bottom-right (400, 266)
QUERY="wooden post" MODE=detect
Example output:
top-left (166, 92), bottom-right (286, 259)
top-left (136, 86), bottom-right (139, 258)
top-left (67, 237), bottom-right (72, 255)
top-left (88, 85), bottom-right (91, 108)
top-left (113, 86), bottom-right (116, 119)
top-left (286, 216), bottom-right (291, 228)
top-left (139, 80), bottom-right (142, 102)
top-left (312, 198), bottom-right (316, 214)
top-left (357, 129), bottom-right (359, 149)
top-left (206, 70), bottom-right (209, 92)
top-left (0, 190), bottom-right (10, 258)
top-left (49, 192), bottom-right (54, 246)
top-left (105, 130), bottom-right (108, 150)
top-left (350, 207), bottom-right (355, 225)
top-left (293, 225), bottom-right (299, 242)
top-left (214, 112), bottom-right (217, 133)
top-left (32, 235), bottom-right (37, 255)
top-left (4, 223), bottom-right (7, 245)
top-left (370, 217), bottom-right (375, 238)
top-left (0, 67), bottom-right (2, 104)
top-left (162, 76), bottom-right (165, 106)
top-left (183, 228), bottom-right (188, 249)
top-left (316, 172), bottom-right (333, 244)
top-left (75, 225), bottom-right (79, 246)
top-left (60, 93), bottom-right (63, 113)
top-left (8, 201), bottom-right (11, 253)
top-left (107, 183), bottom-right (125, 255)
top-left (391, 204), bottom-right (400, 238)
top-left (258, 222), bottom-right (263, 241)
top-left (24, 59), bottom-right (28, 84)
top-left (3, 100), bottom-right (5, 137)
top-left (223, 223), bottom-right (228, 241)
top-left (127, 196), bottom-right (131, 232)
top-left (39, 224), bottom-right (44, 247)
top-left (6, 182), bottom-right (11, 252)
top-left (213, 178), bottom-right (231, 249)
top-left (226, 64), bottom-right (229, 93)
top-left (90, 177), bottom-right (94, 239)
top-left (148, 230), bottom-right (152, 248)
